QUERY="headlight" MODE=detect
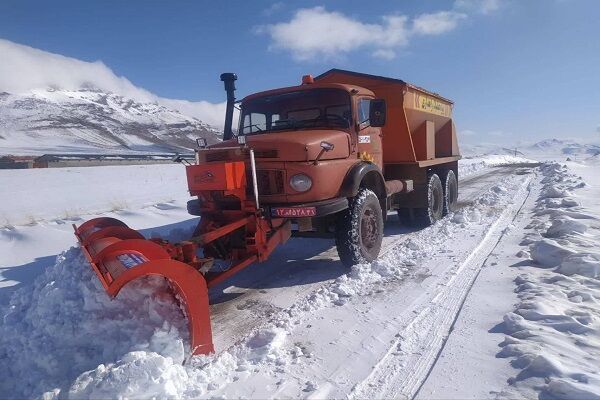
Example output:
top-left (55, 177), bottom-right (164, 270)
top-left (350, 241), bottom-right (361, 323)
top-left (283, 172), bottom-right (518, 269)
top-left (289, 174), bottom-right (312, 192)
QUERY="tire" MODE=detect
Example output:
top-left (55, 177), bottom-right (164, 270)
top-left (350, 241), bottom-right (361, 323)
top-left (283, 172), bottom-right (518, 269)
top-left (335, 188), bottom-right (384, 267)
top-left (397, 208), bottom-right (412, 225)
top-left (398, 174), bottom-right (444, 227)
top-left (187, 199), bottom-right (201, 216)
top-left (442, 170), bottom-right (458, 215)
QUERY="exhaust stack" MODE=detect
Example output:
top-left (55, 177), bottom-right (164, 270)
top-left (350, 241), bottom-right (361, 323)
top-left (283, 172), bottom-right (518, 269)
top-left (220, 73), bottom-right (238, 141)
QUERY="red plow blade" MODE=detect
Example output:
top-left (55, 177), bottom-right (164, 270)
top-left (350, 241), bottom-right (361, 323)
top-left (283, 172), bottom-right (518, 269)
top-left (73, 152), bottom-right (293, 357)
top-left (74, 217), bottom-right (214, 355)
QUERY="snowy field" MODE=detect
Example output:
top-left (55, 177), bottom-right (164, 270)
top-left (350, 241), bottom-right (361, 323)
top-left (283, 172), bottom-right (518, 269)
top-left (1, 149), bottom-right (599, 399)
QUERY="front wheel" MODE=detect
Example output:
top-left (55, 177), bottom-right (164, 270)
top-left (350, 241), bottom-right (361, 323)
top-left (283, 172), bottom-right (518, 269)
top-left (335, 188), bottom-right (384, 267)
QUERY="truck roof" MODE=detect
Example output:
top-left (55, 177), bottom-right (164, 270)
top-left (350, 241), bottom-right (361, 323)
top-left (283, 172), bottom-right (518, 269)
top-left (241, 81), bottom-right (375, 103)
top-left (315, 68), bottom-right (453, 105)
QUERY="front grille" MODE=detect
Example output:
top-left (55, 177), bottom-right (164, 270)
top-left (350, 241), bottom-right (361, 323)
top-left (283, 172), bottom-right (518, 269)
top-left (252, 170), bottom-right (285, 195)
top-left (205, 151), bottom-right (230, 162)
top-left (254, 149), bottom-right (278, 158)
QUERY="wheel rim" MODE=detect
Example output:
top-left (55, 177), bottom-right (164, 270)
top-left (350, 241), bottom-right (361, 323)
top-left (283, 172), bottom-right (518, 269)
top-left (433, 186), bottom-right (443, 216)
top-left (449, 183), bottom-right (457, 210)
top-left (448, 175), bottom-right (458, 211)
top-left (361, 206), bottom-right (379, 251)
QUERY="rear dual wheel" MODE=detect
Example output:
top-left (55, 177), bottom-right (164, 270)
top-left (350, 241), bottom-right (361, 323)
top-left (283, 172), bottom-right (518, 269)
top-left (398, 173), bottom-right (445, 227)
top-left (335, 188), bottom-right (384, 267)
top-left (443, 170), bottom-right (458, 214)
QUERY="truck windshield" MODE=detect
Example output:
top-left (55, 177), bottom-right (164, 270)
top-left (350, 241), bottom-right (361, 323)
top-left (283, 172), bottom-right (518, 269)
top-left (239, 88), bottom-right (351, 135)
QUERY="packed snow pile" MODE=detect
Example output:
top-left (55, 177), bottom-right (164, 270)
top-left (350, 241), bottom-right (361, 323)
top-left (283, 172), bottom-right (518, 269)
top-left (459, 154), bottom-right (536, 177)
top-left (499, 162), bottom-right (600, 399)
top-left (0, 248), bottom-right (189, 398)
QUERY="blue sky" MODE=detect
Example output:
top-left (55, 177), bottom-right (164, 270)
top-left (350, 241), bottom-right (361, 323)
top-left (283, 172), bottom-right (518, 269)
top-left (1, 0), bottom-right (599, 143)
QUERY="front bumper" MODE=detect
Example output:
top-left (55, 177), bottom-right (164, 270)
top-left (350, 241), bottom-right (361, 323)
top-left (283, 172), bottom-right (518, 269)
top-left (267, 197), bottom-right (348, 219)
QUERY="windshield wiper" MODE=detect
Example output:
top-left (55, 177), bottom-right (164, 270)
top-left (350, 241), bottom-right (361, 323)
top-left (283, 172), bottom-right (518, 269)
top-left (242, 124), bottom-right (264, 133)
top-left (294, 116), bottom-right (349, 129)
top-left (271, 119), bottom-right (299, 130)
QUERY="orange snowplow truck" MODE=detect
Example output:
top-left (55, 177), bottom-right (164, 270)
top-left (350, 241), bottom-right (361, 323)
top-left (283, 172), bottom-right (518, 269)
top-left (74, 69), bottom-right (460, 356)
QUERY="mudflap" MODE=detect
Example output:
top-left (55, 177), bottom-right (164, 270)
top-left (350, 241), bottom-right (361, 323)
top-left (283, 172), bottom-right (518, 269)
top-left (74, 217), bottom-right (214, 355)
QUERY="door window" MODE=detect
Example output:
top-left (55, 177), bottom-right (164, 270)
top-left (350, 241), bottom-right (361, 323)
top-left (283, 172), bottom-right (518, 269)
top-left (358, 98), bottom-right (371, 125)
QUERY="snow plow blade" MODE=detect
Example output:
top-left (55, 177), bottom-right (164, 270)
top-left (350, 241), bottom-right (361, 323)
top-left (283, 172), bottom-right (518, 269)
top-left (73, 151), bottom-right (292, 357)
top-left (74, 217), bottom-right (214, 355)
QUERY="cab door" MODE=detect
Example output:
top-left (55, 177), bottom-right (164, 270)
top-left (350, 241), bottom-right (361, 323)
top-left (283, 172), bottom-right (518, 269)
top-left (356, 97), bottom-right (383, 169)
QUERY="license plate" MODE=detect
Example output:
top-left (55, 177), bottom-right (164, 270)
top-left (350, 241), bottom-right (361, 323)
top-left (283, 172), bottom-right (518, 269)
top-left (272, 207), bottom-right (317, 218)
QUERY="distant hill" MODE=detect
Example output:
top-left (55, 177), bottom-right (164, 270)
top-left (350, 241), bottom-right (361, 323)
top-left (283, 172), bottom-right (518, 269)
top-left (461, 138), bottom-right (600, 159)
top-left (0, 38), bottom-right (224, 155)
top-left (527, 138), bottom-right (600, 157)
top-left (0, 88), bottom-right (220, 155)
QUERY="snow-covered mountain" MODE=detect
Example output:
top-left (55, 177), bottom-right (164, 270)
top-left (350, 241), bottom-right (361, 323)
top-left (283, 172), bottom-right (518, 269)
top-left (461, 138), bottom-right (600, 159)
top-left (0, 39), bottom-right (224, 155)
top-left (0, 88), bottom-right (220, 154)
top-left (527, 138), bottom-right (600, 157)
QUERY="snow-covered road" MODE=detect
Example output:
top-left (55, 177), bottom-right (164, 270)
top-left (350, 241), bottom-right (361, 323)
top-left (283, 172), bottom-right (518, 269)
top-left (1, 160), bottom-right (549, 398)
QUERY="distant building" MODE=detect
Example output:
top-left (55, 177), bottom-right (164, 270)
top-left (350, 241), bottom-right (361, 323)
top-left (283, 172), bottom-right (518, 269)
top-left (32, 153), bottom-right (194, 168)
top-left (0, 155), bottom-right (34, 169)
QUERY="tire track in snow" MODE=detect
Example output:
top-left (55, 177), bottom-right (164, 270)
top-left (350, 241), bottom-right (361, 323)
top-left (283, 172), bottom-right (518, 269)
top-left (412, 174), bottom-right (535, 399)
top-left (348, 173), bottom-right (535, 400)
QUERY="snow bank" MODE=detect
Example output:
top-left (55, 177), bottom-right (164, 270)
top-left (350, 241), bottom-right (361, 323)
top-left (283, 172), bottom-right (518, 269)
top-left (459, 154), bottom-right (536, 177)
top-left (0, 247), bottom-right (189, 398)
top-left (0, 164), bottom-right (189, 226)
top-left (498, 161), bottom-right (600, 399)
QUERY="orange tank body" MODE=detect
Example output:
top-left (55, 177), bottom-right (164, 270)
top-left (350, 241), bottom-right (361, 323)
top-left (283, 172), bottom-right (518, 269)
top-left (315, 69), bottom-right (460, 164)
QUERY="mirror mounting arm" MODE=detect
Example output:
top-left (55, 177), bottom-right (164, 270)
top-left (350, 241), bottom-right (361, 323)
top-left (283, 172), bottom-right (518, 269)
top-left (172, 155), bottom-right (192, 166)
top-left (313, 141), bottom-right (335, 165)
top-left (357, 120), bottom-right (371, 131)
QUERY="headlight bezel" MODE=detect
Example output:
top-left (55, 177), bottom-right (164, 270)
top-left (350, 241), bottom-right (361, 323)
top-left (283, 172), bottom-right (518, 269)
top-left (289, 173), bottom-right (313, 192)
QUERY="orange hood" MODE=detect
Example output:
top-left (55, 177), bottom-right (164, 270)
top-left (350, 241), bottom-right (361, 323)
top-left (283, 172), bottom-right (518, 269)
top-left (215, 130), bottom-right (351, 162)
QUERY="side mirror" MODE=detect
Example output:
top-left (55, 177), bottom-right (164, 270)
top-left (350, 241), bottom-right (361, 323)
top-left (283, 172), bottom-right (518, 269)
top-left (320, 141), bottom-right (335, 151)
top-left (237, 135), bottom-right (247, 146)
top-left (369, 99), bottom-right (386, 127)
top-left (196, 137), bottom-right (208, 148)
top-left (314, 141), bottom-right (335, 165)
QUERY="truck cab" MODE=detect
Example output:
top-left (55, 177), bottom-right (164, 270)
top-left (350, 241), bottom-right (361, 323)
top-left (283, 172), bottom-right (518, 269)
top-left (235, 78), bottom-right (387, 207)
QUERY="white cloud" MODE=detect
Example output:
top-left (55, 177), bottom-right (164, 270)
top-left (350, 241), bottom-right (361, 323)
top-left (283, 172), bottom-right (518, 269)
top-left (460, 129), bottom-right (477, 136)
top-left (489, 130), bottom-right (511, 137)
top-left (372, 49), bottom-right (397, 60)
top-left (263, 2), bottom-right (284, 16)
top-left (412, 11), bottom-right (467, 35)
top-left (259, 3), bottom-right (504, 62)
top-left (0, 39), bottom-right (226, 128)
top-left (160, 98), bottom-right (228, 129)
top-left (454, 0), bottom-right (502, 15)
top-left (258, 7), bottom-right (409, 61)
